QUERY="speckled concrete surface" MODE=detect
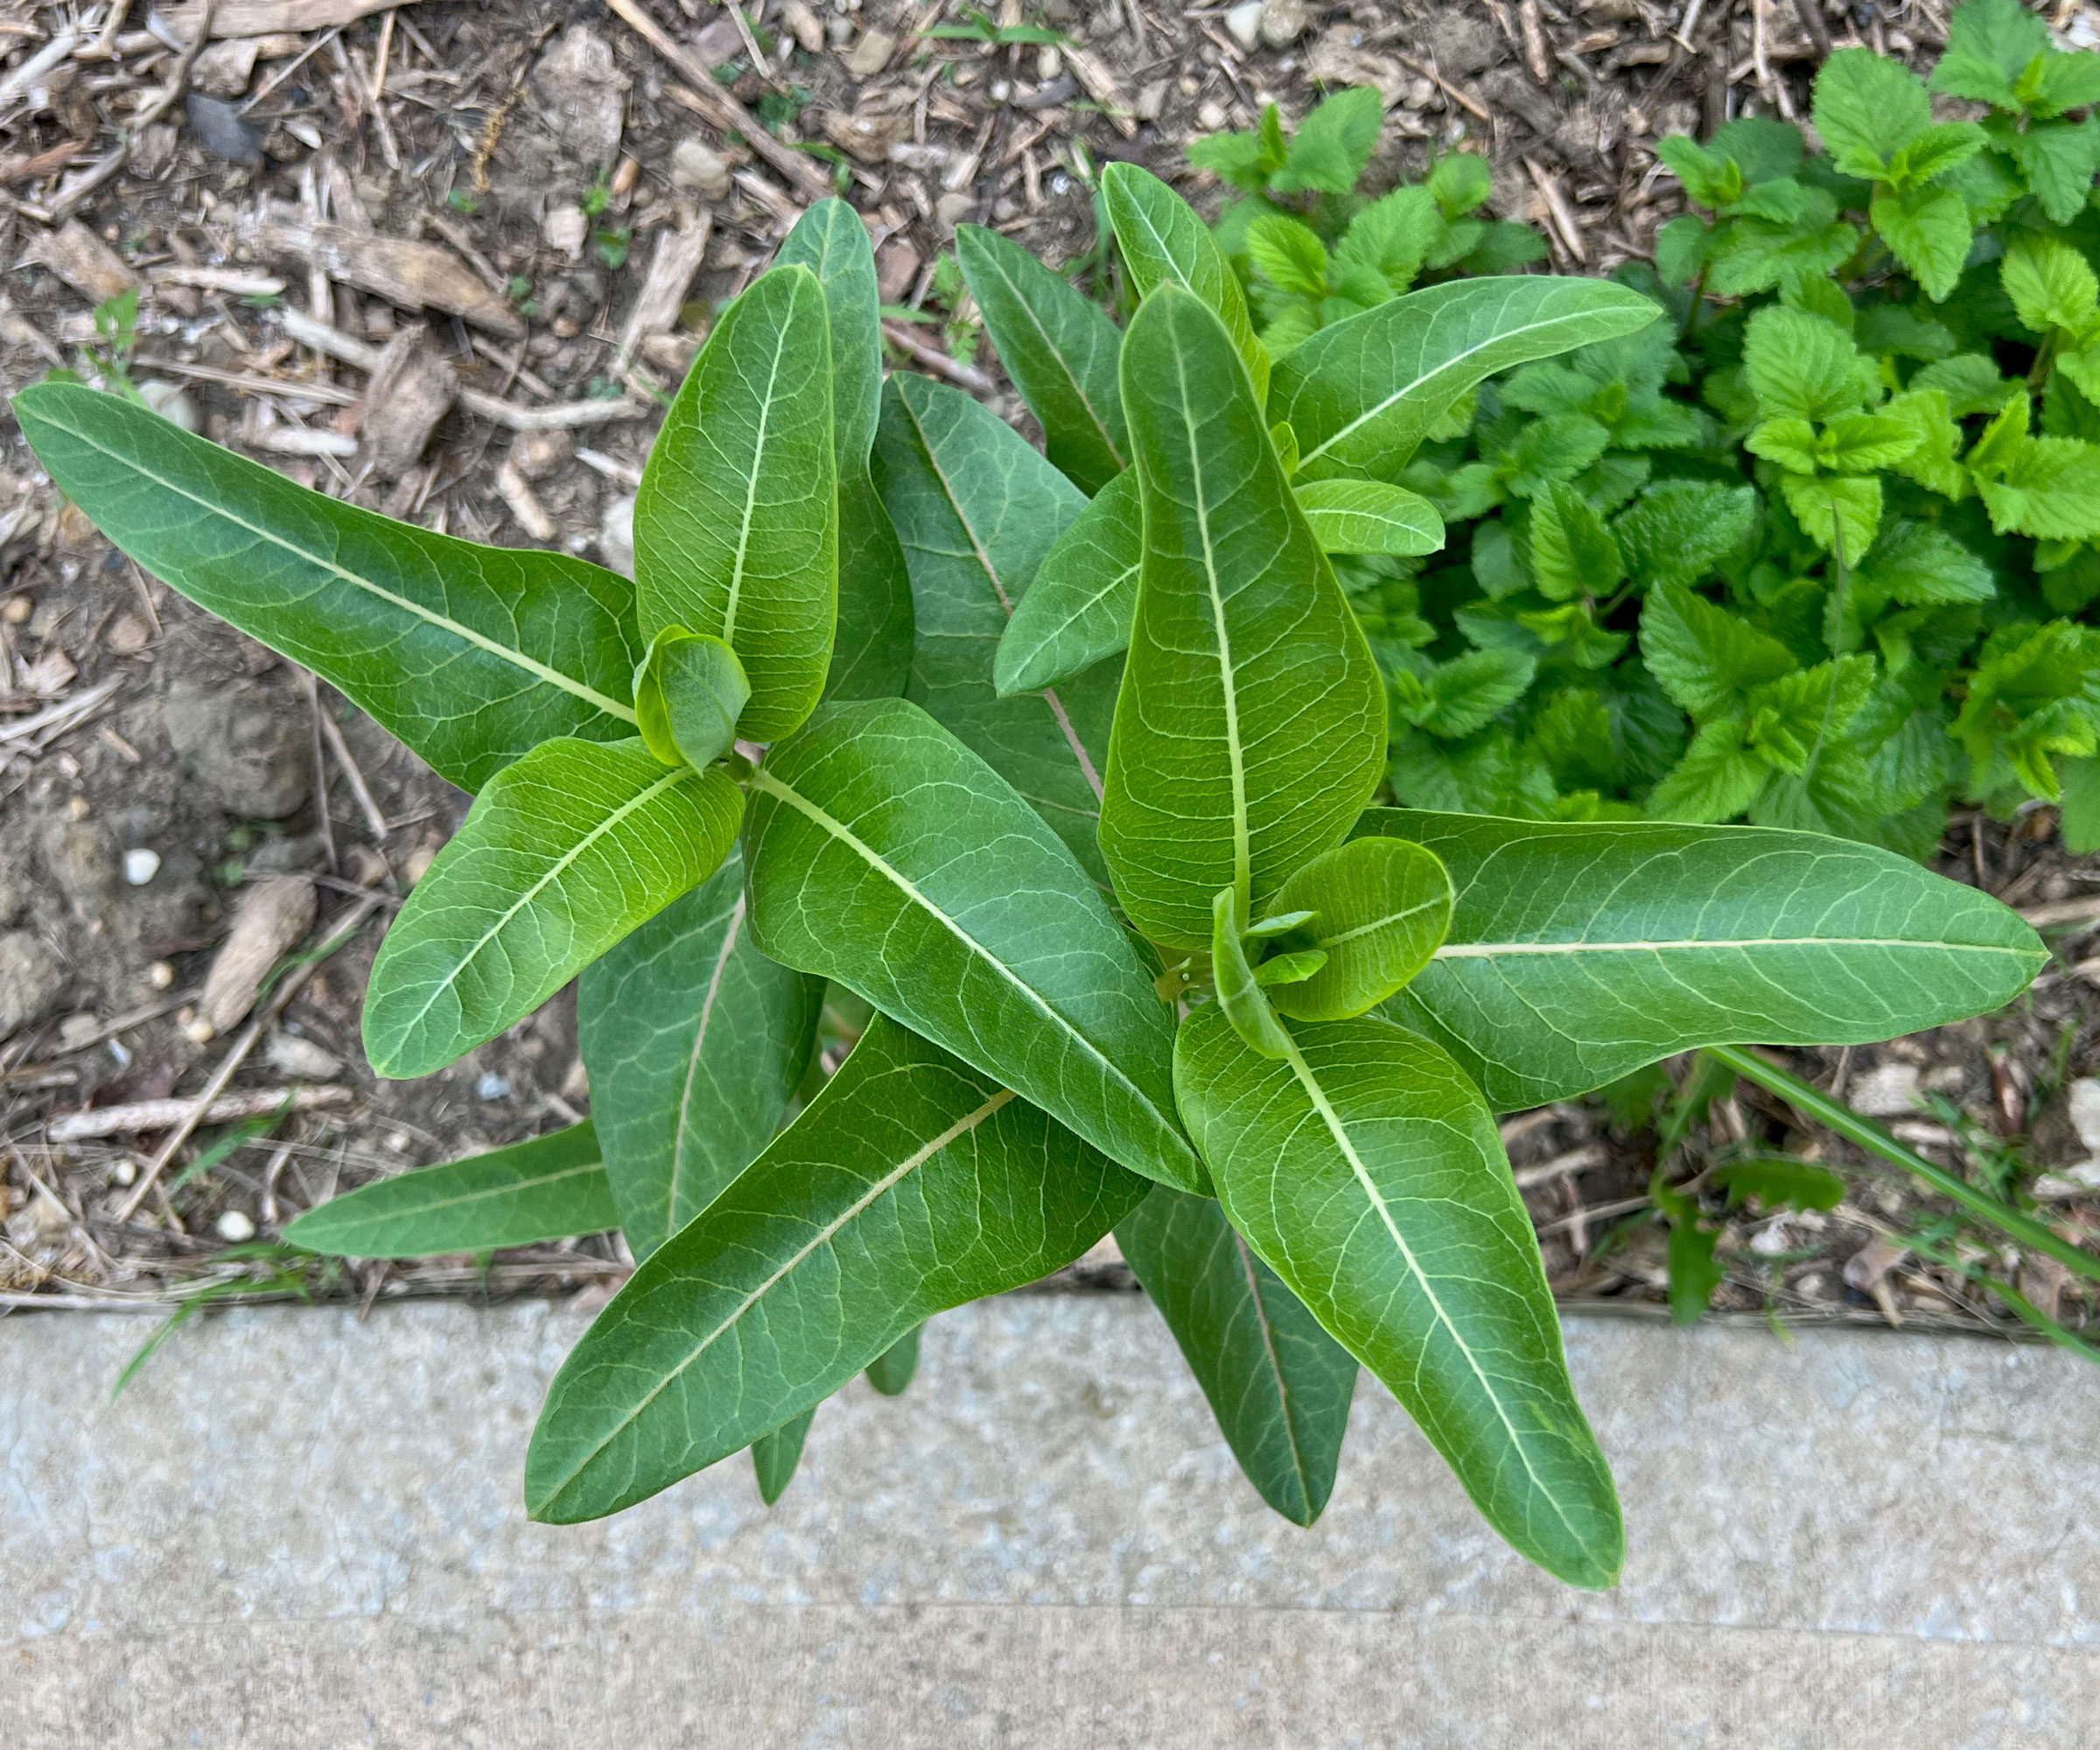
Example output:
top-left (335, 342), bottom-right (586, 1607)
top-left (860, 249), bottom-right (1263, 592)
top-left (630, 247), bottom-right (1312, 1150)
top-left (4, 1297), bottom-right (2096, 1746)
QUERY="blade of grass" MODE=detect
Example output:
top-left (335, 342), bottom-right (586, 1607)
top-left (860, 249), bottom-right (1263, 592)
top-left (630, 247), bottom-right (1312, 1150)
top-left (165, 1096), bottom-right (293, 1196)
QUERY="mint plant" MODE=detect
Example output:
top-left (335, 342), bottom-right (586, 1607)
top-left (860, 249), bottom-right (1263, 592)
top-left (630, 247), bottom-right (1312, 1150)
top-left (17, 172), bottom-right (2043, 1590)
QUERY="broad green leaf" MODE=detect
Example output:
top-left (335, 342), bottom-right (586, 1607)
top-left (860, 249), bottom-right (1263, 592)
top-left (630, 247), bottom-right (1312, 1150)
top-left (1213, 885), bottom-right (1294, 1059)
top-left (1270, 276), bottom-right (1660, 483)
top-left (872, 372), bottom-right (1117, 878)
top-left (1646, 718), bottom-right (1770, 822)
top-left (993, 467), bottom-right (1140, 697)
top-left (635, 264), bottom-right (836, 739)
top-left (751, 1406), bottom-right (816, 1504)
top-left (1291, 478), bottom-right (1445, 556)
top-left (957, 224), bottom-right (1128, 494)
top-left (1101, 285), bottom-right (1386, 950)
top-left (2002, 234), bottom-right (2100, 337)
top-left (13, 382), bottom-right (640, 794)
top-left (1708, 1156), bottom-right (1846, 1211)
top-left (1264, 837), bottom-right (1453, 1022)
top-left (1359, 809), bottom-right (2047, 1110)
top-left (1870, 185), bottom-right (1971, 304)
top-left (1977, 436), bottom-right (2100, 539)
top-left (1931, 0), bottom-right (2047, 108)
top-left (1528, 480), bottom-right (1624, 601)
top-left (578, 848), bottom-right (823, 1260)
top-left (1818, 413), bottom-right (1922, 473)
top-left (1615, 480), bottom-right (1757, 590)
top-left (1102, 161), bottom-right (1270, 402)
top-left (744, 697), bottom-right (1202, 1191)
top-left (2007, 118), bottom-right (2100, 225)
top-left (1782, 472), bottom-right (1883, 557)
top-left (364, 738), bottom-right (743, 1079)
top-left (525, 1013), bottom-right (1148, 1522)
top-left (779, 200), bottom-right (915, 705)
top-left (1640, 584), bottom-right (1796, 718)
top-left (1880, 387), bottom-right (1969, 497)
top-left (1390, 646), bottom-right (1537, 738)
top-left (1743, 305), bottom-right (1873, 422)
top-left (1862, 519), bottom-right (1994, 605)
top-left (1813, 47), bottom-right (1931, 177)
top-left (865, 1324), bottom-right (923, 1395)
top-left (1174, 1006), bottom-right (1622, 1589)
top-left (1275, 85), bottom-right (1383, 196)
top-left (1116, 1185), bottom-right (1357, 1526)
top-left (283, 1124), bottom-right (612, 1257)
top-left (1746, 417), bottom-right (1818, 475)
top-left (633, 628), bottom-right (749, 771)
top-left (1246, 213), bottom-right (1331, 298)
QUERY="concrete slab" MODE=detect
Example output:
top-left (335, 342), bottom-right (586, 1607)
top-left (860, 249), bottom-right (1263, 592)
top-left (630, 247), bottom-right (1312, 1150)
top-left (4, 1297), bottom-right (2096, 1747)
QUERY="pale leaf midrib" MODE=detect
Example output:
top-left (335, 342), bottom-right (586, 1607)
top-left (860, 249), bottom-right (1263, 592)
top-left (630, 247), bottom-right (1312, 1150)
top-left (1434, 935), bottom-right (2032, 958)
top-left (324, 1160), bottom-right (604, 1228)
top-left (980, 249), bottom-right (1124, 468)
top-left (543, 1087), bottom-right (1015, 1506)
top-left (50, 412), bottom-right (638, 724)
top-left (1318, 894), bottom-right (1444, 951)
top-left (722, 308), bottom-right (798, 648)
top-left (668, 896), bottom-right (749, 1232)
top-left (1231, 1227), bottom-right (1313, 1513)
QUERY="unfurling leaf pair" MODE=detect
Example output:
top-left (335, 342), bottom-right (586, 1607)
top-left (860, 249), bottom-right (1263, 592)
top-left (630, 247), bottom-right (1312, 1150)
top-left (18, 165), bottom-right (2045, 1592)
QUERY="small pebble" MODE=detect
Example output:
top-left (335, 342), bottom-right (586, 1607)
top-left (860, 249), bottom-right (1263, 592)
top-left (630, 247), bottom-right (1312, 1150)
top-left (215, 1209), bottom-right (256, 1242)
top-left (476, 1072), bottom-right (513, 1102)
top-left (59, 1012), bottom-right (102, 1047)
top-left (66, 794), bottom-right (90, 821)
top-left (136, 380), bottom-right (200, 433)
top-left (122, 847), bottom-right (160, 886)
top-left (542, 204), bottom-right (589, 259)
top-left (1224, 0), bottom-right (1264, 52)
top-left (2, 596), bottom-right (30, 625)
top-left (147, 960), bottom-right (175, 990)
top-left (111, 1158), bottom-right (137, 1187)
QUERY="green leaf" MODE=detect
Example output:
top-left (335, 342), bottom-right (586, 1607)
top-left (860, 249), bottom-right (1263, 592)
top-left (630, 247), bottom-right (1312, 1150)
top-left (1245, 213), bottom-right (1331, 299)
top-left (1103, 162), bottom-right (1270, 403)
top-left (744, 696), bottom-right (1202, 1191)
top-left (2003, 234), bottom-right (2100, 336)
top-left (1746, 416), bottom-right (1820, 474)
top-left (526, 1013), bottom-right (1148, 1522)
top-left (578, 848), bottom-right (823, 1260)
top-left (873, 372), bottom-right (1116, 878)
top-left (1879, 387), bottom-right (1969, 497)
top-left (1187, 109), bottom-right (1286, 192)
top-left (2030, 52), bottom-right (2100, 119)
top-left (635, 263), bottom-right (836, 740)
top-left (2006, 118), bottom-right (2100, 225)
top-left (1116, 1185), bottom-right (1357, 1526)
top-left (364, 738), bottom-right (743, 1079)
top-left (1528, 480), bottom-right (1624, 600)
top-left (1931, 0), bottom-right (2048, 108)
top-left (957, 224), bottom-right (1129, 494)
top-left (992, 467), bottom-right (1140, 696)
top-left (1975, 436), bottom-right (2100, 538)
top-left (1618, 483), bottom-right (1758, 594)
top-left (1291, 477), bottom-right (1445, 556)
top-left (1333, 186), bottom-right (1440, 296)
top-left (1263, 836), bottom-right (1452, 1022)
top-left (1704, 200), bottom-right (1860, 298)
top-left (1646, 718), bottom-right (1771, 822)
top-left (284, 1124), bottom-right (612, 1257)
top-left (1743, 305), bottom-right (1873, 423)
top-left (1390, 645), bottom-right (1537, 738)
top-left (1817, 412), bottom-right (1922, 473)
top-left (750, 1406), bottom-right (816, 1505)
top-left (1174, 1006), bottom-right (1622, 1589)
top-left (1782, 472), bottom-right (1883, 557)
top-left (1663, 1204), bottom-right (1725, 1325)
top-left (633, 627), bottom-right (750, 770)
top-left (1658, 135), bottom-right (1740, 208)
top-left (1213, 885), bottom-right (1294, 1059)
top-left (1889, 121), bottom-right (1987, 191)
top-left (1426, 150), bottom-right (1494, 217)
top-left (1860, 519), bottom-right (1994, 606)
top-left (1913, 352), bottom-right (2013, 417)
top-left (1813, 47), bottom-right (1931, 178)
top-left (1100, 285), bottom-right (1386, 949)
top-left (1708, 1156), bottom-right (1846, 1211)
top-left (12, 382), bottom-right (640, 794)
top-left (1275, 86), bottom-right (1384, 195)
top-left (865, 1323), bottom-right (923, 1395)
top-left (779, 201), bottom-right (914, 707)
top-left (1869, 185), bottom-right (1972, 304)
top-left (1270, 276), bottom-right (1660, 482)
top-left (1653, 214), bottom-right (1711, 287)
top-left (1360, 808), bottom-right (2047, 1110)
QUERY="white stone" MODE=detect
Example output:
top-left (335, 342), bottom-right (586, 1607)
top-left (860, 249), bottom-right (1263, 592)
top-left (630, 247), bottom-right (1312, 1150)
top-left (669, 136), bottom-right (732, 200)
top-left (136, 380), bottom-right (199, 433)
top-left (542, 203), bottom-right (589, 259)
top-left (1259, 0), bottom-right (1309, 48)
top-left (1225, 0), bottom-right (1265, 52)
top-left (598, 494), bottom-right (636, 578)
top-left (214, 1209), bottom-right (256, 1242)
top-left (121, 848), bottom-right (159, 886)
top-left (1846, 1060), bottom-right (1922, 1117)
top-left (264, 1032), bottom-right (341, 1081)
top-left (2068, 1076), bottom-right (2100, 1155)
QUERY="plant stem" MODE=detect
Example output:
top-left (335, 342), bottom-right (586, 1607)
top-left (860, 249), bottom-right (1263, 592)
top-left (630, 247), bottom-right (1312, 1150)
top-left (1706, 1043), bottom-right (2100, 1290)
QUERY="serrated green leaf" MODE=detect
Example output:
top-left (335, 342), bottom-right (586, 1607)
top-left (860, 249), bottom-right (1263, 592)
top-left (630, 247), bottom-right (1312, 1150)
top-left (12, 382), bottom-right (640, 793)
top-left (1743, 304), bottom-right (1873, 422)
top-left (750, 1406), bottom-right (816, 1504)
top-left (1292, 477), bottom-right (1445, 555)
top-left (578, 849), bottom-right (823, 1260)
top-left (957, 223), bottom-right (1128, 494)
top-left (1246, 213), bottom-right (1331, 299)
top-left (873, 372), bottom-right (1116, 877)
top-left (1890, 122), bottom-right (1988, 192)
top-left (1615, 480), bottom-right (1757, 591)
top-left (1103, 161), bottom-right (1270, 402)
top-left (1100, 285), bottom-right (1386, 951)
top-left (1270, 276), bottom-right (1660, 482)
top-left (1647, 718), bottom-right (1771, 822)
top-left (2002, 234), bottom-right (2099, 337)
top-left (1174, 1006), bottom-right (1622, 1589)
top-left (1814, 47), bottom-right (1932, 177)
top-left (1975, 434), bottom-right (2100, 538)
top-left (1528, 480), bottom-right (1625, 601)
top-left (633, 627), bottom-right (749, 771)
top-left (1704, 202), bottom-right (1860, 298)
top-left (283, 1124), bottom-right (612, 1257)
top-left (1361, 808), bottom-right (2046, 1109)
top-left (1861, 519), bottom-right (1994, 606)
top-left (744, 696), bottom-right (1201, 1191)
top-left (993, 467), bottom-right (1140, 696)
top-left (1426, 150), bottom-right (1494, 217)
top-left (365, 738), bottom-right (742, 1079)
top-left (1870, 185), bottom-right (1973, 303)
top-left (1333, 185), bottom-right (1440, 295)
top-left (1746, 417), bottom-right (1820, 475)
top-left (1931, 0), bottom-right (2048, 108)
top-left (1912, 353), bottom-right (2012, 417)
top-left (1262, 836), bottom-right (1452, 1022)
top-left (2006, 117), bottom-right (2100, 225)
top-left (1709, 114), bottom-right (1807, 183)
top-left (1116, 1185), bottom-right (1357, 1526)
top-left (1880, 387), bottom-right (1969, 497)
top-left (1275, 86), bottom-right (1384, 196)
top-left (1782, 472), bottom-right (1883, 557)
top-left (636, 264), bottom-right (837, 740)
top-left (1745, 654), bottom-right (1875, 773)
top-left (526, 1013), bottom-right (1148, 1522)
top-left (865, 1324), bottom-right (924, 1395)
top-left (1659, 135), bottom-right (1740, 208)
top-left (1653, 214), bottom-right (1712, 287)
top-left (2030, 50), bottom-right (2100, 117)
top-left (1818, 412), bottom-right (1922, 472)
top-left (1391, 644), bottom-right (1537, 737)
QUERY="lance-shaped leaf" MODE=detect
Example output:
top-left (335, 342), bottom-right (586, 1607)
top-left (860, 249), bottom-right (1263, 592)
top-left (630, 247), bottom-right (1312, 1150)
top-left (865, 1323), bottom-right (924, 1396)
top-left (1292, 478), bottom-right (1446, 556)
top-left (744, 697), bottom-right (1202, 1191)
top-left (780, 200), bottom-right (915, 704)
top-left (1102, 162), bottom-right (1270, 403)
top-left (283, 1124), bottom-right (613, 1257)
top-left (751, 1407), bottom-right (817, 1505)
top-left (1270, 277), bottom-right (1661, 483)
top-left (993, 467), bottom-right (1141, 698)
top-left (1360, 809), bottom-right (2048, 1110)
top-left (14, 382), bottom-right (640, 793)
top-left (1116, 1185), bottom-right (1357, 1527)
top-left (635, 263), bottom-right (836, 739)
top-left (1265, 836), bottom-right (1453, 1022)
top-left (578, 849), bottom-right (823, 1260)
top-left (1100, 285), bottom-right (1386, 950)
top-left (957, 222), bottom-right (1129, 494)
top-left (525, 1013), bottom-right (1149, 1522)
top-left (873, 372), bottom-right (1117, 879)
top-left (364, 738), bottom-right (743, 1079)
top-left (1174, 1005), bottom-right (1623, 1589)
